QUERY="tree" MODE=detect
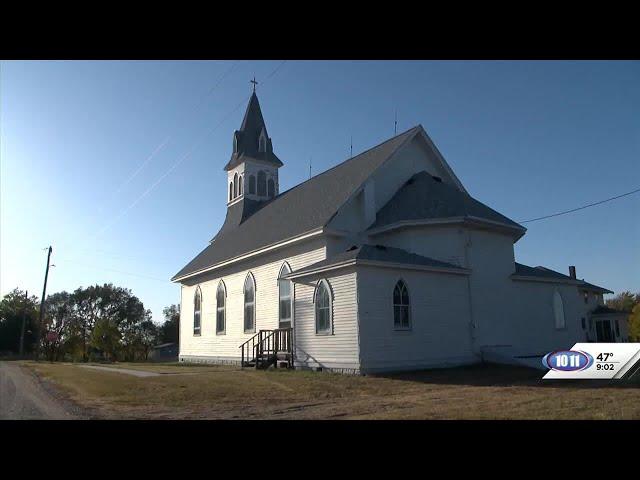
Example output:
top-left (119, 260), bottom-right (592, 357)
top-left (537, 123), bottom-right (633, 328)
top-left (159, 304), bottom-right (180, 344)
top-left (90, 318), bottom-right (121, 361)
top-left (606, 291), bottom-right (640, 342)
top-left (0, 289), bottom-right (40, 355)
top-left (606, 291), bottom-right (639, 313)
top-left (42, 291), bottom-right (72, 361)
top-left (629, 304), bottom-right (640, 342)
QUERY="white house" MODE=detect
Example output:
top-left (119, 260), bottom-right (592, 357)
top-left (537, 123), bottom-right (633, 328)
top-left (171, 90), bottom-right (626, 374)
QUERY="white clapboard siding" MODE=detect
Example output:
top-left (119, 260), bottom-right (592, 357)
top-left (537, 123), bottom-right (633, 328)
top-left (179, 237), bottom-right (326, 362)
top-left (357, 266), bottom-right (477, 373)
top-left (292, 267), bottom-right (360, 373)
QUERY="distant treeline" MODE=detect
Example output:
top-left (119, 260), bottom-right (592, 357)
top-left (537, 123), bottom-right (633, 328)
top-left (0, 284), bottom-right (179, 362)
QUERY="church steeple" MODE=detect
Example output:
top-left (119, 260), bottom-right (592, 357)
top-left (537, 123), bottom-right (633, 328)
top-left (224, 88), bottom-right (282, 208)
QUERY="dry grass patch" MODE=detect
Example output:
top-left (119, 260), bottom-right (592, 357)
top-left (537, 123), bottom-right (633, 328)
top-left (22, 361), bottom-right (640, 420)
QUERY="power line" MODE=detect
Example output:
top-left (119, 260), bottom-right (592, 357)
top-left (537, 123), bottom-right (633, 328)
top-left (56, 258), bottom-right (172, 284)
top-left (106, 60), bottom-right (240, 202)
top-left (519, 187), bottom-right (640, 224)
top-left (91, 60), bottom-right (287, 240)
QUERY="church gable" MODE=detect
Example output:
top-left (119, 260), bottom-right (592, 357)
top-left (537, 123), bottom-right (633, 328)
top-left (327, 128), bottom-right (467, 233)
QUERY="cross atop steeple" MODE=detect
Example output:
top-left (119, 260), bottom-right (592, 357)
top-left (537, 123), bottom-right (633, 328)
top-left (250, 77), bottom-right (258, 92)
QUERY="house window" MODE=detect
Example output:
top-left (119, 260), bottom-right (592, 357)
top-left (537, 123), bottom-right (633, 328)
top-left (193, 286), bottom-right (202, 335)
top-left (238, 175), bottom-right (243, 196)
top-left (229, 183), bottom-right (233, 202)
top-left (615, 320), bottom-right (620, 337)
top-left (233, 133), bottom-right (238, 153)
top-left (216, 281), bottom-right (226, 334)
top-left (268, 179), bottom-right (275, 198)
top-left (393, 280), bottom-right (411, 329)
top-left (257, 171), bottom-right (267, 196)
top-left (259, 135), bottom-right (266, 152)
top-left (249, 175), bottom-right (256, 194)
top-left (278, 263), bottom-right (292, 328)
top-left (233, 173), bottom-right (238, 199)
top-left (315, 279), bottom-right (332, 334)
top-left (244, 273), bottom-right (256, 333)
top-left (553, 290), bottom-right (565, 329)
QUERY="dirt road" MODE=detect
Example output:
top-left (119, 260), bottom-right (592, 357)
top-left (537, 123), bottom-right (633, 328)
top-left (0, 361), bottom-right (82, 420)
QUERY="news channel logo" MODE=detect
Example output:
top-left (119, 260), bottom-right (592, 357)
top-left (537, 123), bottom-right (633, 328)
top-left (541, 343), bottom-right (640, 380)
top-left (542, 350), bottom-right (593, 372)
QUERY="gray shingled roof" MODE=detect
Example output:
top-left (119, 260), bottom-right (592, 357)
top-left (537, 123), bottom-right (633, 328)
top-left (592, 305), bottom-right (626, 315)
top-left (369, 171), bottom-right (524, 234)
top-left (579, 281), bottom-right (613, 294)
top-left (514, 263), bottom-right (575, 280)
top-left (172, 127), bottom-right (420, 280)
top-left (287, 244), bottom-right (466, 277)
top-left (513, 263), bottom-right (612, 293)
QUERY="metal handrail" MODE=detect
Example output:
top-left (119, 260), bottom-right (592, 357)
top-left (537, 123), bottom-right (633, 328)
top-left (239, 328), bottom-right (292, 368)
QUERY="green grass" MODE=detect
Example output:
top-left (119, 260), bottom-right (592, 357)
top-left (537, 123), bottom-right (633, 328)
top-left (22, 361), bottom-right (640, 420)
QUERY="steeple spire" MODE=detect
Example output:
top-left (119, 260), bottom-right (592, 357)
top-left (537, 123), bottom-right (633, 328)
top-left (224, 90), bottom-right (282, 172)
top-left (223, 88), bottom-right (283, 213)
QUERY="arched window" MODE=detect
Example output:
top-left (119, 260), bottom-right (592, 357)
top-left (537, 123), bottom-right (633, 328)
top-left (553, 290), bottom-right (565, 329)
top-left (257, 171), bottom-right (267, 196)
top-left (268, 179), bottom-right (275, 198)
top-left (193, 286), bottom-right (202, 335)
top-left (216, 281), bottom-right (226, 334)
top-left (259, 135), bottom-right (266, 152)
top-left (278, 263), bottom-right (292, 328)
top-left (238, 175), bottom-right (243, 196)
top-left (393, 280), bottom-right (410, 329)
top-left (233, 173), bottom-right (238, 199)
top-left (314, 279), bottom-right (332, 334)
top-left (229, 183), bottom-right (233, 202)
top-left (249, 175), bottom-right (256, 194)
top-left (244, 273), bottom-right (256, 333)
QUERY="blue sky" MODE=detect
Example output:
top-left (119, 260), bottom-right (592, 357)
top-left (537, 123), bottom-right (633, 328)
top-left (1, 60), bottom-right (638, 323)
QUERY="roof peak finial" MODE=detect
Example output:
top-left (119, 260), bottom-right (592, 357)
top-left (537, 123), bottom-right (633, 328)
top-left (250, 76), bottom-right (258, 93)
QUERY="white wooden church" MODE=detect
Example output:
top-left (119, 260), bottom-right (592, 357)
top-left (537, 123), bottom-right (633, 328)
top-left (172, 89), bottom-right (627, 374)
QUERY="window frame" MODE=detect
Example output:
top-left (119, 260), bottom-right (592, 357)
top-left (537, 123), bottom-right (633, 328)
top-left (393, 279), bottom-right (411, 331)
top-left (267, 178), bottom-right (275, 198)
top-left (243, 272), bottom-right (256, 334)
top-left (233, 172), bottom-right (238, 199)
top-left (238, 175), bottom-right (243, 196)
top-left (193, 286), bottom-right (202, 336)
top-left (216, 280), bottom-right (226, 335)
top-left (278, 262), bottom-right (293, 329)
top-left (553, 289), bottom-right (566, 330)
top-left (257, 171), bottom-right (267, 196)
top-left (314, 279), bottom-right (333, 335)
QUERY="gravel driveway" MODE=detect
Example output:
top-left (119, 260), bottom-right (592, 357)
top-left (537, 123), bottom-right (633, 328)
top-left (0, 361), bottom-right (84, 420)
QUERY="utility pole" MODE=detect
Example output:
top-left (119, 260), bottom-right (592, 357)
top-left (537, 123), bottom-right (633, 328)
top-left (19, 290), bottom-right (28, 357)
top-left (35, 246), bottom-right (52, 361)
